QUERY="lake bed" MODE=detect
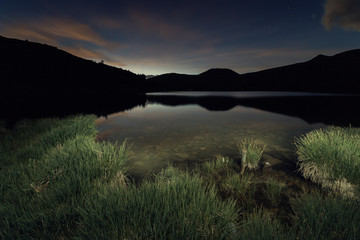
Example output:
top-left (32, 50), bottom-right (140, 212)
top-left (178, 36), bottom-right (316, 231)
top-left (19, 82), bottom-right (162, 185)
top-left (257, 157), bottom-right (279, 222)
top-left (95, 91), bottom-right (353, 178)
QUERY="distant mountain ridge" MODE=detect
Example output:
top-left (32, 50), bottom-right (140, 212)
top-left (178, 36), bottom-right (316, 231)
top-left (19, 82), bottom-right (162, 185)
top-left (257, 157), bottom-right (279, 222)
top-left (146, 49), bottom-right (360, 93)
top-left (2, 35), bottom-right (359, 95)
top-left (1, 35), bottom-right (360, 124)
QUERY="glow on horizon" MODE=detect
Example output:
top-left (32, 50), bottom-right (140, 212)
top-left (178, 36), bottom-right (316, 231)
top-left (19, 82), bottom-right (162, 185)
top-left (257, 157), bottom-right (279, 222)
top-left (1, 0), bottom-right (360, 75)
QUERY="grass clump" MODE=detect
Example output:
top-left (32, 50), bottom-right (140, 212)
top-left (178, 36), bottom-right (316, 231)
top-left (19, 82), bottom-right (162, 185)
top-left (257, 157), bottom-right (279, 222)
top-left (237, 138), bottom-right (265, 175)
top-left (262, 178), bottom-right (286, 207)
top-left (0, 115), bottom-right (129, 239)
top-left (295, 126), bottom-right (360, 197)
top-left (0, 115), bottom-right (97, 167)
top-left (221, 173), bottom-right (254, 195)
top-left (237, 208), bottom-right (285, 240)
top-left (204, 155), bottom-right (234, 174)
top-left (290, 193), bottom-right (360, 240)
top-left (77, 166), bottom-right (239, 239)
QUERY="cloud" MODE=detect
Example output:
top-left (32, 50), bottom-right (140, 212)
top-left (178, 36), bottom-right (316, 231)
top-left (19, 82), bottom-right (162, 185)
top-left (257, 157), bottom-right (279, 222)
top-left (322, 0), bottom-right (360, 31)
top-left (3, 17), bottom-right (122, 48)
top-left (62, 46), bottom-right (127, 66)
top-left (61, 45), bottom-right (103, 59)
top-left (1, 16), bottom-right (127, 67)
top-left (104, 60), bottom-right (127, 67)
top-left (2, 26), bottom-right (58, 45)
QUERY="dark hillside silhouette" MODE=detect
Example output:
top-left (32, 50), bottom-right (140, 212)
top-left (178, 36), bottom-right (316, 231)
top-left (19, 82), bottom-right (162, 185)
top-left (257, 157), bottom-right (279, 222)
top-left (145, 68), bottom-right (243, 91)
top-left (2, 35), bottom-right (359, 126)
top-left (0, 35), bottom-right (145, 98)
top-left (146, 50), bottom-right (360, 93)
top-left (0, 35), bottom-right (146, 126)
top-left (145, 73), bottom-right (195, 91)
top-left (240, 49), bottom-right (360, 93)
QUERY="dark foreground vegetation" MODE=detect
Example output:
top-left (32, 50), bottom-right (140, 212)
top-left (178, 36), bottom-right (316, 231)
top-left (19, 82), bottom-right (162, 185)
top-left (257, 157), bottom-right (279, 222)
top-left (1, 115), bottom-right (359, 239)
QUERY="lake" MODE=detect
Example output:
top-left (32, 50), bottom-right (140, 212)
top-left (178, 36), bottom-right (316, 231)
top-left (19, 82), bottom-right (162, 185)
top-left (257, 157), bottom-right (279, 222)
top-left (95, 91), bottom-right (360, 179)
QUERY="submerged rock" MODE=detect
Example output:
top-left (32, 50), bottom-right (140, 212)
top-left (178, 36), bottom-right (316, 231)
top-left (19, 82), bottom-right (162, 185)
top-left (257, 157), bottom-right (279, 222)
top-left (262, 161), bottom-right (272, 173)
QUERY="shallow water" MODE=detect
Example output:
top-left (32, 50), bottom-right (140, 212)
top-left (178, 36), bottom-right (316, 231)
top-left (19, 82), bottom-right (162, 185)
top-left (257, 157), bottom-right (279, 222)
top-left (96, 92), bottom-right (328, 177)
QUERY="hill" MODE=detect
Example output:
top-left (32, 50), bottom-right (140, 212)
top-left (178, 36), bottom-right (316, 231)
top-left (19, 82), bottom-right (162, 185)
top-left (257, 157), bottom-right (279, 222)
top-left (146, 50), bottom-right (360, 93)
top-left (0, 35), bottom-right (145, 100)
top-left (0, 35), bottom-right (146, 125)
top-left (145, 68), bottom-right (242, 91)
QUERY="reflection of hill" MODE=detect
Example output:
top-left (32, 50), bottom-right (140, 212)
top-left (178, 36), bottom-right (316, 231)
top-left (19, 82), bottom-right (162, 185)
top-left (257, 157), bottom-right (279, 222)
top-left (147, 95), bottom-right (238, 111)
top-left (147, 95), bottom-right (360, 127)
top-left (146, 50), bottom-right (360, 93)
top-left (2, 94), bottom-right (147, 128)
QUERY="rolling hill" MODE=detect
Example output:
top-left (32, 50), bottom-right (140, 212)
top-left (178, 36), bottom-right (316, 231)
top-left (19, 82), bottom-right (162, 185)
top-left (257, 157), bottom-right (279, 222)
top-left (0, 35), bottom-right (146, 125)
top-left (0, 35), bottom-right (146, 101)
top-left (146, 49), bottom-right (360, 93)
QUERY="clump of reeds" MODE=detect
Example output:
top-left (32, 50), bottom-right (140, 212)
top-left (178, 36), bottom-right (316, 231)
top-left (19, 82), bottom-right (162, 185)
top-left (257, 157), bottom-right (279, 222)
top-left (237, 208), bottom-right (285, 240)
top-left (295, 126), bottom-right (360, 197)
top-left (237, 138), bottom-right (266, 175)
top-left (221, 173), bottom-right (254, 195)
top-left (289, 192), bottom-right (360, 239)
top-left (204, 155), bottom-right (233, 174)
top-left (263, 178), bottom-right (286, 207)
top-left (77, 166), bottom-right (239, 239)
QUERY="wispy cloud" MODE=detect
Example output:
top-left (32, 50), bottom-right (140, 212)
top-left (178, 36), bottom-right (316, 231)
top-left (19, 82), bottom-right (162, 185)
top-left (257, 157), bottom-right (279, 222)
top-left (68, 47), bottom-right (127, 67)
top-left (2, 17), bottom-right (122, 48)
top-left (322, 0), bottom-right (360, 31)
top-left (61, 45), bottom-right (102, 59)
top-left (1, 16), bottom-right (127, 67)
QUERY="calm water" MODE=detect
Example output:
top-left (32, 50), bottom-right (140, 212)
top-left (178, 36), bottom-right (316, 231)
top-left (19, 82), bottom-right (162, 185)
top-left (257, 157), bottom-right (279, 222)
top-left (96, 91), bottom-right (358, 177)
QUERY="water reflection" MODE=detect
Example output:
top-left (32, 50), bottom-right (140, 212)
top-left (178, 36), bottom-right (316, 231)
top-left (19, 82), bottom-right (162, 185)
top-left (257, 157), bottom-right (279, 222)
top-left (146, 92), bottom-right (360, 126)
top-left (97, 92), bottom-right (355, 178)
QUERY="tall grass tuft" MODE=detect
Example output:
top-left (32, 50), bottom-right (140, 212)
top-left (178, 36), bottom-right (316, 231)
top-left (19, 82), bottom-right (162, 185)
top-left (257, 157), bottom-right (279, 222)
top-left (263, 178), bottom-right (286, 207)
top-left (290, 193), bottom-right (360, 240)
top-left (0, 115), bottom-right (129, 239)
top-left (295, 126), bottom-right (360, 197)
top-left (237, 138), bottom-right (265, 174)
top-left (237, 208), bottom-right (285, 240)
top-left (0, 115), bottom-right (97, 167)
top-left (221, 173), bottom-right (254, 195)
top-left (77, 166), bottom-right (239, 239)
top-left (204, 155), bottom-right (233, 174)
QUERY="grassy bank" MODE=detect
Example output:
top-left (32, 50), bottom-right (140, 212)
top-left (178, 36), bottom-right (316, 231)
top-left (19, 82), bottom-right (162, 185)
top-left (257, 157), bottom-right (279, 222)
top-left (295, 126), bottom-right (360, 197)
top-left (0, 115), bottom-right (129, 238)
top-left (1, 116), bottom-right (359, 239)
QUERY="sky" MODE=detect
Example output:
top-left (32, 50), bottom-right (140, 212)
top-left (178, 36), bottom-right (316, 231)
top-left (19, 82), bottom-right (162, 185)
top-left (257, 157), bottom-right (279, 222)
top-left (1, 0), bottom-right (360, 75)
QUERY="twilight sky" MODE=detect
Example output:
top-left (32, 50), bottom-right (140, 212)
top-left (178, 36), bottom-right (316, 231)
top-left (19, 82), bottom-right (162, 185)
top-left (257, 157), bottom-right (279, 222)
top-left (1, 0), bottom-right (360, 75)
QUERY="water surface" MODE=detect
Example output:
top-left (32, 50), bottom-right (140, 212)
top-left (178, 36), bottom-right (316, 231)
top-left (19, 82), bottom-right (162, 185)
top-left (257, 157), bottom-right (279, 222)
top-left (96, 92), bottom-right (340, 177)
